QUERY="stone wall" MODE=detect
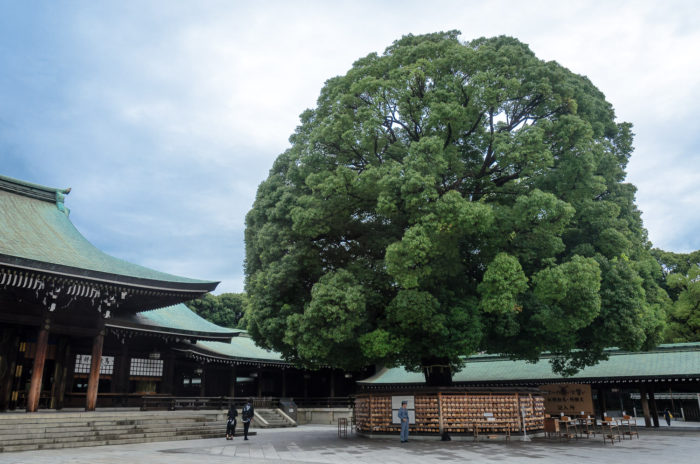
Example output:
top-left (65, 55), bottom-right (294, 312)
top-left (296, 407), bottom-right (353, 425)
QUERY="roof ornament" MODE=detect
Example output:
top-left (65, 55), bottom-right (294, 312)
top-left (55, 187), bottom-right (71, 215)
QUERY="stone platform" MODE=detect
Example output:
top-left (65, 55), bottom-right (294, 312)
top-left (1, 424), bottom-right (700, 464)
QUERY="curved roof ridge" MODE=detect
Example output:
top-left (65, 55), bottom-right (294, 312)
top-left (0, 175), bottom-right (218, 291)
top-left (0, 174), bottom-right (70, 204)
top-left (106, 302), bottom-right (236, 340)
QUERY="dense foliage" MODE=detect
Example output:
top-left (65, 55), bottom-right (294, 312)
top-left (186, 293), bottom-right (248, 329)
top-left (652, 249), bottom-right (700, 342)
top-left (245, 32), bottom-right (667, 383)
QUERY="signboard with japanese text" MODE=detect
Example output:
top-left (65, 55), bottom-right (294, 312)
top-left (540, 383), bottom-right (594, 416)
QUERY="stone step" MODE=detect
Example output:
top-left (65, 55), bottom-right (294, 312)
top-left (1, 418), bottom-right (224, 433)
top-left (0, 411), bottom-right (208, 419)
top-left (254, 409), bottom-right (296, 428)
top-left (0, 423), bottom-right (224, 445)
top-left (0, 431), bottom-right (225, 453)
top-left (0, 419), bottom-right (224, 438)
top-left (0, 422), bottom-right (226, 445)
top-left (0, 414), bottom-right (219, 425)
top-left (0, 411), bottom-right (234, 452)
top-left (0, 415), bottom-right (219, 427)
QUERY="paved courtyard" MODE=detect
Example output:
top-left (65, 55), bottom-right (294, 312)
top-left (1, 425), bottom-right (699, 464)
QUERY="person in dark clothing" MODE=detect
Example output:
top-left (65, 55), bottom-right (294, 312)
top-left (242, 398), bottom-right (255, 440)
top-left (664, 408), bottom-right (673, 426)
top-left (226, 404), bottom-right (238, 440)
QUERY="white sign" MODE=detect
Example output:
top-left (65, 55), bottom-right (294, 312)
top-left (391, 395), bottom-right (416, 425)
top-left (391, 396), bottom-right (415, 409)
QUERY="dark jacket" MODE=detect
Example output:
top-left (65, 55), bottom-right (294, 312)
top-left (227, 406), bottom-right (238, 421)
top-left (242, 403), bottom-right (255, 422)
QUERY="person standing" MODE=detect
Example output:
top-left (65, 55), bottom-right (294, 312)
top-left (242, 398), bottom-right (255, 440)
top-left (226, 403), bottom-right (238, 440)
top-left (398, 400), bottom-right (409, 443)
top-left (664, 408), bottom-right (673, 426)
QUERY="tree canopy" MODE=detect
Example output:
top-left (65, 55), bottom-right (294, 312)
top-left (244, 32), bottom-right (668, 383)
top-left (652, 249), bottom-right (700, 342)
top-left (186, 293), bottom-right (248, 329)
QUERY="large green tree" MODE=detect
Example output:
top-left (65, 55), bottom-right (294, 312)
top-left (186, 293), bottom-right (248, 329)
top-left (652, 249), bottom-right (700, 342)
top-left (245, 32), bottom-right (667, 384)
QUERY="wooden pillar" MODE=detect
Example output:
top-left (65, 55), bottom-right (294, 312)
top-left (257, 367), bottom-right (262, 397)
top-left (669, 387), bottom-right (675, 413)
top-left (199, 366), bottom-right (206, 397)
top-left (229, 365), bottom-right (237, 398)
top-left (303, 373), bottom-right (309, 398)
top-left (597, 386), bottom-right (607, 419)
top-left (85, 328), bottom-right (105, 411)
top-left (438, 392), bottom-right (444, 435)
top-left (115, 342), bottom-right (130, 394)
top-left (640, 386), bottom-right (652, 427)
top-left (0, 329), bottom-right (19, 411)
top-left (329, 369), bottom-right (335, 398)
top-left (55, 341), bottom-right (71, 410)
top-left (161, 353), bottom-right (175, 395)
top-left (26, 318), bottom-right (51, 412)
top-left (649, 389), bottom-right (660, 427)
top-left (281, 368), bottom-right (287, 397)
top-left (49, 337), bottom-right (68, 409)
top-left (1, 331), bottom-right (16, 410)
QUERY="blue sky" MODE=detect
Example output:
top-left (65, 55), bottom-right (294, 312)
top-left (1, 1), bottom-right (699, 293)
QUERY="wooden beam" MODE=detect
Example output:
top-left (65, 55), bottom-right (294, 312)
top-left (85, 328), bottom-right (105, 411)
top-left (329, 369), bottom-right (335, 398)
top-left (26, 318), bottom-right (50, 412)
top-left (640, 386), bottom-right (652, 427)
top-left (649, 389), bottom-right (660, 427)
top-left (0, 329), bottom-right (19, 411)
top-left (49, 337), bottom-right (67, 408)
top-left (281, 368), bottom-right (286, 398)
top-left (55, 341), bottom-right (71, 410)
top-left (161, 352), bottom-right (175, 395)
top-left (115, 342), bottom-right (130, 394)
top-left (229, 365), bottom-right (237, 398)
top-left (437, 392), bottom-right (444, 435)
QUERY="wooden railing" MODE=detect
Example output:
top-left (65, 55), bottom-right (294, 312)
top-left (290, 397), bottom-right (354, 408)
top-left (62, 394), bottom-right (354, 411)
top-left (139, 396), bottom-right (354, 411)
top-left (141, 396), bottom-right (241, 411)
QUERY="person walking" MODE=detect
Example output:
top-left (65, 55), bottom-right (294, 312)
top-left (226, 403), bottom-right (238, 440)
top-left (242, 398), bottom-right (255, 440)
top-left (398, 400), bottom-right (409, 443)
top-left (664, 408), bottom-right (673, 426)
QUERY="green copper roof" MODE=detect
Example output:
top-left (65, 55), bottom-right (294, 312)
top-left (107, 303), bottom-right (236, 340)
top-left (107, 303), bottom-right (284, 362)
top-left (359, 343), bottom-right (700, 384)
top-left (0, 175), bottom-right (217, 292)
top-left (196, 336), bottom-right (286, 363)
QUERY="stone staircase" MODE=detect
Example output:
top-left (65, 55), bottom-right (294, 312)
top-left (0, 409), bottom-right (230, 453)
top-left (254, 408), bottom-right (296, 428)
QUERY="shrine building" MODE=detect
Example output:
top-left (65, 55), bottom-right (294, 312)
top-left (0, 175), bottom-right (353, 413)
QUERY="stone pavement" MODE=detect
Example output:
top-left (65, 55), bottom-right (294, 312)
top-left (1, 425), bottom-right (699, 464)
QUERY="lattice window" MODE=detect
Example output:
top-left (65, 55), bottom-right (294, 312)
top-left (74, 354), bottom-right (114, 374)
top-left (129, 357), bottom-right (163, 377)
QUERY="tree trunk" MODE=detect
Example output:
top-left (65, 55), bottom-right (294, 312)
top-left (422, 358), bottom-right (452, 386)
